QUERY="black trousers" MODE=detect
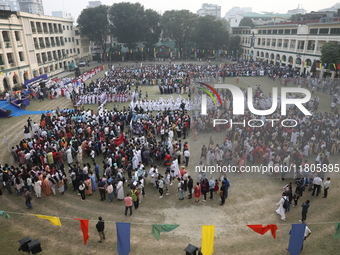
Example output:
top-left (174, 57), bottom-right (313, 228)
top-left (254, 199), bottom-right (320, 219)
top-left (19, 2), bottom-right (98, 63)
top-left (80, 190), bottom-right (85, 200)
top-left (324, 187), bottom-right (329, 197)
top-left (133, 199), bottom-right (139, 209)
top-left (209, 189), bottom-right (214, 199)
top-left (125, 206), bottom-right (132, 215)
top-left (302, 211), bottom-right (308, 222)
top-left (99, 189), bottom-right (106, 200)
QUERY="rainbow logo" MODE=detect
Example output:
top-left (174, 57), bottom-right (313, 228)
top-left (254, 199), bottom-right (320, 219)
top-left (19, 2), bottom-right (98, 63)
top-left (197, 82), bottom-right (223, 106)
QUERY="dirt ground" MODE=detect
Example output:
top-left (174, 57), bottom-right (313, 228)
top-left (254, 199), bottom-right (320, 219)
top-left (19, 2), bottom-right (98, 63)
top-left (0, 61), bottom-right (339, 255)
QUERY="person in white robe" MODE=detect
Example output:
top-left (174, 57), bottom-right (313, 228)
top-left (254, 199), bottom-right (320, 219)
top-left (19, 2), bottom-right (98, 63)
top-left (34, 179), bottom-right (42, 198)
top-left (116, 180), bottom-right (124, 200)
top-left (132, 152), bottom-right (139, 170)
top-left (276, 193), bottom-right (287, 221)
top-left (66, 147), bottom-right (73, 165)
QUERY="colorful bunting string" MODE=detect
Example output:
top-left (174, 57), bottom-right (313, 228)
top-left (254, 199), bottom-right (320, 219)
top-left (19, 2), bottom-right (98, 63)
top-left (247, 224), bottom-right (278, 239)
top-left (151, 224), bottom-right (179, 240)
top-left (201, 225), bottom-right (215, 255)
top-left (74, 218), bottom-right (90, 245)
top-left (34, 214), bottom-right (62, 226)
top-left (116, 222), bottom-right (130, 255)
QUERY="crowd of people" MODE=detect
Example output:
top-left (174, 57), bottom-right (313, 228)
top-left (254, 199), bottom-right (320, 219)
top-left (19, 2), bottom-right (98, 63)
top-left (0, 60), bottom-right (337, 221)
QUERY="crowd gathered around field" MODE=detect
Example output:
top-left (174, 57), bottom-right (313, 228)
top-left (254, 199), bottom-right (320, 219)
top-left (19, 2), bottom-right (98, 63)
top-left (0, 60), bottom-right (337, 217)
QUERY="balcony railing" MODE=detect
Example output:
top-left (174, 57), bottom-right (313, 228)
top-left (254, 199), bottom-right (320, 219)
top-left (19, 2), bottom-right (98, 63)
top-left (5, 42), bottom-right (12, 48)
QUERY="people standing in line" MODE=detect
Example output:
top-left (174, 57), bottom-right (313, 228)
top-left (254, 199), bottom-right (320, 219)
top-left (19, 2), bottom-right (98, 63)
top-left (194, 182), bottom-right (201, 203)
top-left (311, 175), bottom-right (322, 196)
top-left (78, 181), bottom-right (86, 201)
top-left (219, 182), bottom-right (226, 206)
top-left (184, 149), bottom-right (190, 167)
top-left (124, 193), bottom-right (133, 216)
top-left (158, 176), bottom-right (164, 198)
top-left (323, 177), bottom-right (331, 198)
top-left (300, 200), bottom-right (310, 223)
top-left (177, 178), bottom-right (184, 200)
top-left (165, 172), bottom-right (171, 196)
top-left (96, 217), bottom-right (105, 243)
top-left (23, 189), bottom-right (32, 209)
top-left (222, 177), bottom-right (230, 200)
top-left (98, 178), bottom-right (107, 201)
top-left (131, 187), bottom-right (139, 209)
top-left (276, 192), bottom-right (287, 221)
top-left (200, 178), bottom-right (208, 202)
top-left (187, 175), bottom-right (193, 199)
top-left (209, 177), bottom-right (215, 199)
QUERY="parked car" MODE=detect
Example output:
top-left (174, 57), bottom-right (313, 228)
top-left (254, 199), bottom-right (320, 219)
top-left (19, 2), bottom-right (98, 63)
top-left (78, 61), bottom-right (87, 67)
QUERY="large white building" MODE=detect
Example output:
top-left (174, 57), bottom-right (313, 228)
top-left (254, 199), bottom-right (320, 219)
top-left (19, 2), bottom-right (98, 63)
top-left (0, 10), bottom-right (85, 91)
top-left (232, 19), bottom-right (340, 77)
top-left (197, 3), bottom-right (221, 18)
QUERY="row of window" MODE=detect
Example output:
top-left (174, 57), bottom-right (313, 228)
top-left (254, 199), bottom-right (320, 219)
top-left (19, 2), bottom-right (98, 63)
top-left (35, 48), bottom-right (80, 64)
top-left (235, 27), bottom-right (340, 35)
top-left (310, 28), bottom-right (340, 34)
top-left (0, 51), bottom-right (25, 66)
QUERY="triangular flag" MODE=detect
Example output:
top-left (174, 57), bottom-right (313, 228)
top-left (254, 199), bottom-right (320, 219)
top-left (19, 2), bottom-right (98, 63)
top-left (247, 224), bottom-right (278, 239)
top-left (151, 224), bottom-right (179, 240)
top-left (201, 225), bottom-right (214, 255)
top-left (116, 222), bottom-right (130, 255)
top-left (34, 214), bottom-right (62, 226)
top-left (74, 218), bottom-right (89, 245)
top-left (334, 222), bottom-right (340, 239)
top-left (288, 224), bottom-right (306, 255)
top-left (0, 211), bottom-right (10, 219)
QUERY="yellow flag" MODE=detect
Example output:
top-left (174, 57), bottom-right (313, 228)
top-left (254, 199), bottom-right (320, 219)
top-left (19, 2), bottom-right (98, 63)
top-left (34, 214), bottom-right (62, 226)
top-left (201, 225), bottom-right (214, 255)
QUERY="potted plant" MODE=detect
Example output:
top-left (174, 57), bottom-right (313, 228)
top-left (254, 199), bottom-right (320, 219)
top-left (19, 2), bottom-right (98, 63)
top-left (5, 109), bottom-right (11, 117)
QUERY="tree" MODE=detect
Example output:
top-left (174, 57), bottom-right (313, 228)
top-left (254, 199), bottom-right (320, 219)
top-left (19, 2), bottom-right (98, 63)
top-left (320, 42), bottom-right (340, 69)
top-left (143, 9), bottom-right (162, 60)
top-left (108, 2), bottom-right (146, 54)
top-left (77, 5), bottom-right (111, 61)
top-left (193, 16), bottom-right (229, 55)
top-left (239, 17), bottom-right (254, 28)
top-left (228, 36), bottom-right (242, 57)
top-left (161, 10), bottom-right (197, 59)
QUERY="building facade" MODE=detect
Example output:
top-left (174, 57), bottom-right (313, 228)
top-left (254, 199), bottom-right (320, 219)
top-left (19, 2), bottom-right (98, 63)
top-left (197, 3), bottom-right (221, 18)
top-left (0, 10), bottom-right (82, 91)
top-left (232, 21), bottom-right (340, 77)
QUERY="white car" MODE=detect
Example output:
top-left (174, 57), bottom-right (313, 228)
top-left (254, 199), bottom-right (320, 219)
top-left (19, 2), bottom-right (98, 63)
top-left (78, 61), bottom-right (87, 67)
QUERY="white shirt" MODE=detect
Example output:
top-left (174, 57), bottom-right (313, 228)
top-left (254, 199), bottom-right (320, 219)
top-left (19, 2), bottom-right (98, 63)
top-left (313, 177), bottom-right (322, 185)
top-left (184, 150), bottom-right (190, 157)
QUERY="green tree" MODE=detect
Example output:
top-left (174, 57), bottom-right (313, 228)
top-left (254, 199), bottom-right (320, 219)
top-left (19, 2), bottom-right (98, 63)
top-left (239, 17), bottom-right (254, 28)
top-left (228, 36), bottom-right (242, 57)
top-left (108, 2), bottom-right (146, 54)
top-left (77, 5), bottom-right (111, 61)
top-left (161, 10), bottom-right (197, 59)
top-left (143, 9), bottom-right (162, 60)
top-left (193, 16), bottom-right (229, 55)
top-left (320, 42), bottom-right (340, 70)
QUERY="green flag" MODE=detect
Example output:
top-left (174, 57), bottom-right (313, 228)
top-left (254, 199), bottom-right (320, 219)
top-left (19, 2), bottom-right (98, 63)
top-left (0, 211), bottom-right (10, 219)
top-left (334, 222), bottom-right (340, 239)
top-left (151, 224), bottom-right (179, 240)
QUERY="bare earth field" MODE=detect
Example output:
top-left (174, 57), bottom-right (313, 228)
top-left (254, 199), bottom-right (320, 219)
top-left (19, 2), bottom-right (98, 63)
top-left (0, 61), bottom-right (339, 255)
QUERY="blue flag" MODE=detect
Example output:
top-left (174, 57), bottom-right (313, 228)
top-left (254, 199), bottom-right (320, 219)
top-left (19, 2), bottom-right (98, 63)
top-left (288, 223), bottom-right (306, 255)
top-left (116, 222), bottom-right (130, 255)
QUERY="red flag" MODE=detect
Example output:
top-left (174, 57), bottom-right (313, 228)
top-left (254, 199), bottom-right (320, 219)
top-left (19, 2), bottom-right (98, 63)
top-left (74, 218), bottom-right (90, 244)
top-left (114, 133), bottom-right (125, 146)
top-left (247, 224), bottom-right (278, 239)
